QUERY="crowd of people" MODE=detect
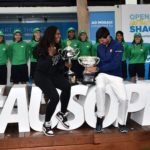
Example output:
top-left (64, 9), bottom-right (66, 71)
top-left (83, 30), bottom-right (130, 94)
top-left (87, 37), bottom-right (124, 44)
top-left (0, 25), bottom-right (149, 136)
top-left (0, 27), bottom-right (149, 85)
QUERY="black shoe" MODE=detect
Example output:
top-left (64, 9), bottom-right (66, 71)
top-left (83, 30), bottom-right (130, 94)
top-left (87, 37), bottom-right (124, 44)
top-left (119, 124), bottom-right (128, 133)
top-left (96, 117), bottom-right (104, 132)
top-left (43, 123), bottom-right (54, 136)
top-left (56, 112), bottom-right (70, 129)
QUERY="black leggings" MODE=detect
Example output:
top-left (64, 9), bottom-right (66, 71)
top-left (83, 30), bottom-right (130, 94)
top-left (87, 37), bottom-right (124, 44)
top-left (34, 73), bottom-right (71, 122)
top-left (0, 64), bottom-right (7, 84)
top-left (30, 62), bottom-right (37, 80)
top-left (122, 61), bottom-right (127, 80)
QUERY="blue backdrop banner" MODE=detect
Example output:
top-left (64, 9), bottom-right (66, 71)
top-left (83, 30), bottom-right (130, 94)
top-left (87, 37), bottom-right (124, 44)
top-left (0, 22), bottom-right (78, 41)
top-left (89, 11), bottom-right (115, 43)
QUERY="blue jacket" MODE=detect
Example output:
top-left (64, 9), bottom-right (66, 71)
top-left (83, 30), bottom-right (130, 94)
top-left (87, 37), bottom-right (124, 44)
top-left (97, 38), bottom-right (123, 77)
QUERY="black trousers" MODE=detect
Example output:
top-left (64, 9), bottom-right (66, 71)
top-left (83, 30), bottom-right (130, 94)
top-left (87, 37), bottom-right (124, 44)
top-left (11, 64), bottom-right (29, 83)
top-left (30, 62), bottom-right (37, 80)
top-left (34, 72), bottom-right (71, 122)
top-left (129, 63), bottom-right (145, 78)
top-left (0, 64), bottom-right (7, 84)
top-left (122, 61), bottom-right (127, 80)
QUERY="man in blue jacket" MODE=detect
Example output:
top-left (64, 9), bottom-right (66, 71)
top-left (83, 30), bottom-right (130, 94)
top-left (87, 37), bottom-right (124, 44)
top-left (94, 27), bottom-right (128, 133)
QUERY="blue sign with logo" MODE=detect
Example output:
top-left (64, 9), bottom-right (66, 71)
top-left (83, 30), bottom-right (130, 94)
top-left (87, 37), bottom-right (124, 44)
top-left (89, 11), bottom-right (115, 43)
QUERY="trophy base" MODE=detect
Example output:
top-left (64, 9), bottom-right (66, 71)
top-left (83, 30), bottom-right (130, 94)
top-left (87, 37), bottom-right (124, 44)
top-left (82, 73), bottom-right (95, 85)
top-left (68, 73), bottom-right (77, 85)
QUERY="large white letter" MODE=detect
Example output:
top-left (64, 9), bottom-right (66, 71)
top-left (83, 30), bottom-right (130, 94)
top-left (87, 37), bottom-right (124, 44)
top-left (57, 85), bottom-right (88, 130)
top-left (127, 81), bottom-right (150, 126)
top-left (0, 85), bottom-right (6, 108)
top-left (29, 85), bottom-right (61, 131)
top-left (84, 85), bottom-right (119, 128)
top-left (0, 84), bottom-right (30, 133)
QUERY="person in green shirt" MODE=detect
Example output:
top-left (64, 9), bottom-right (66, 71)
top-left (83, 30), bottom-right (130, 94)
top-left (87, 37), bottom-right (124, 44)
top-left (8, 29), bottom-right (30, 84)
top-left (127, 32), bottom-right (148, 83)
top-left (29, 28), bottom-right (41, 81)
top-left (78, 30), bottom-right (92, 56)
top-left (0, 31), bottom-right (8, 84)
top-left (116, 31), bottom-right (128, 80)
top-left (61, 27), bottom-right (81, 81)
top-left (92, 32), bottom-right (102, 56)
top-left (77, 30), bottom-right (93, 80)
top-left (91, 42), bottom-right (99, 56)
top-left (61, 27), bottom-right (80, 49)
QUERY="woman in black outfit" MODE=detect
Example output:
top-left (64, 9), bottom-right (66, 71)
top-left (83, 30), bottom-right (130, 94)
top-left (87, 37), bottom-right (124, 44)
top-left (34, 26), bottom-right (71, 136)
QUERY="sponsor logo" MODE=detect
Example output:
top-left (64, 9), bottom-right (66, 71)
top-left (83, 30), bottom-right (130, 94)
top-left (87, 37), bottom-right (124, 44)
top-left (115, 50), bottom-right (122, 53)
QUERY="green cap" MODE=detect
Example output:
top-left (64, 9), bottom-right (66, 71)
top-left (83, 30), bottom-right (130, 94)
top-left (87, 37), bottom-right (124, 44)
top-left (0, 30), bottom-right (4, 36)
top-left (13, 29), bottom-right (22, 34)
top-left (79, 30), bottom-right (86, 35)
top-left (33, 27), bottom-right (41, 33)
top-left (67, 27), bottom-right (75, 32)
top-left (134, 32), bottom-right (142, 38)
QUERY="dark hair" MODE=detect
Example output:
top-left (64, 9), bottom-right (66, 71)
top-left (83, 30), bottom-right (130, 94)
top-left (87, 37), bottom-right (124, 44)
top-left (68, 30), bottom-right (76, 40)
top-left (78, 33), bottom-right (88, 42)
top-left (32, 31), bottom-right (41, 41)
top-left (13, 32), bottom-right (22, 42)
top-left (96, 27), bottom-right (110, 41)
top-left (0, 36), bottom-right (5, 43)
top-left (132, 36), bottom-right (143, 45)
top-left (34, 26), bottom-right (60, 58)
top-left (116, 30), bottom-right (125, 42)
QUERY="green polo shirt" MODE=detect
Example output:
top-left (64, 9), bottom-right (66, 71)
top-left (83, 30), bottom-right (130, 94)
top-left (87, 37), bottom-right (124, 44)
top-left (127, 43), bottom-right (148, 64)
top-left (0, 43), bottom-right (8, 65)
top-left (29, 40), bottom-right (39, 63)
top-left (122, 42), bottom-right (128, 61)
top-left (8, 41), bottom-right (30, 65)
top-left (91, 42), bottom-right (99, 56)
top-left (79, 41), bottom-right (92, 56)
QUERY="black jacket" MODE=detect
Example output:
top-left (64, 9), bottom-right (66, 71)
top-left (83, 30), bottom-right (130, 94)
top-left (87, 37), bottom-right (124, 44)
top-left (35, 52), bottom-right (64, 77)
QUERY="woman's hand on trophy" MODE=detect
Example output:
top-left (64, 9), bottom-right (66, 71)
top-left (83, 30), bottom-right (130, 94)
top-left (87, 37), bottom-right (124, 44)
top-left (65, 62), bottom-right (72, 68)
top-left (86, 66), bottom-right (97, 73)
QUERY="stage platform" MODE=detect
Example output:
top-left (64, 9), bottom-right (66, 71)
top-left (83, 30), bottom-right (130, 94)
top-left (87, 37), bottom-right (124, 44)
top-left (0, 120), bottom-right (150, 150)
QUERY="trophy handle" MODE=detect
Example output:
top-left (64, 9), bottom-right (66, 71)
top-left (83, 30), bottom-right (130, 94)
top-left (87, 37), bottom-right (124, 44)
top-left (58, 48), bottom-right (67, 60)
top-left (96, 57), bottom-right (100, 65)
top-left (78, 57), bottom-right (83, 65)
top-left (58, 49), bottom-right (62, 53)
top-left (72, 48), bottom-right (80, 59)
top-left (76, 48), bottom-right (80, 56)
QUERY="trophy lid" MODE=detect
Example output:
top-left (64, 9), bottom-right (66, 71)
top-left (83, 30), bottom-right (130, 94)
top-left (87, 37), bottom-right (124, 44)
top-left (64, 46), bottom-right (74, 51)
top-left (78, 56), bottom-right (100, 67)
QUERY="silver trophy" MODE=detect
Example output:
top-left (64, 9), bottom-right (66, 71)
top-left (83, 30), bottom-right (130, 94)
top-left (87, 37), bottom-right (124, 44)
top-left (59, 45), bottom-right (79, 84)
top-left (78, 56), bottom-right (100, 84)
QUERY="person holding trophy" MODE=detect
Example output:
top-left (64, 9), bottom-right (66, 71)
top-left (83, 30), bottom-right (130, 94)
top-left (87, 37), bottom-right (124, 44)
top-left (34, 26), bottom-right (71, 136)
top-left (87, 27), bottom-right (129, 133)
